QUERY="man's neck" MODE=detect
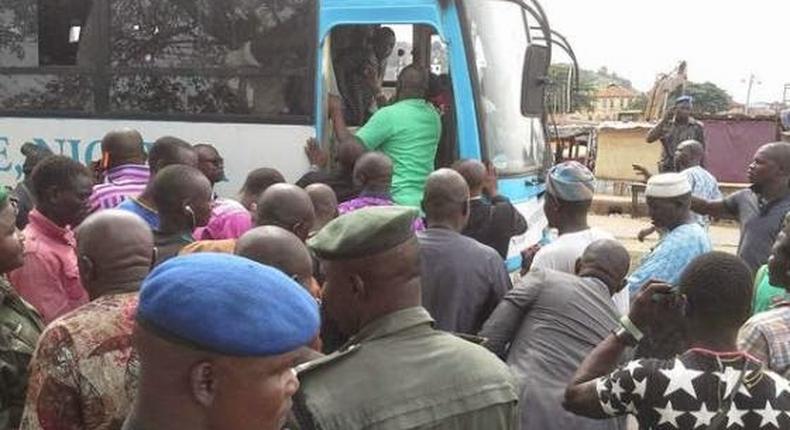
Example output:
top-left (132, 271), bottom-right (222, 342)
top-left (123, 402), bottom-right (204, 430)
top-left (90, 278), bottom-right (143, 300)
top-left (36, 207), bottom-right (67, 229)
top-left (362, 185), bottom-right (390, 196)
top-left (557, 217), bottom-right (589, 235)
top-left (158, 220), bottom-right (192, 236)
top-left (426, 220), bottom-right (462, 232)
top-left (688, 332), bottom-right (738, 353)
top-left (756, 180), bottom-right (790, 202)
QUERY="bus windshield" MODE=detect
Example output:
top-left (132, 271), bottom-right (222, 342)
top-left (462, 0), bottom-right (545, 176)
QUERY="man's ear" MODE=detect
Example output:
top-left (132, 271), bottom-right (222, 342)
top-left (78, 255), bottom-right (96, 283)
top-left (190, 361), bottom-right (216, 408)
top-left (350, 274), bottom-right (366, 300)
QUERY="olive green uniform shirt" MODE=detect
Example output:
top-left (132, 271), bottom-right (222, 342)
top-left (356, 99), bottom-right (441, 207)
top-left (294, 307), bottom-right (519, 430)
top-left (0, 277), bottom-right (44, 429)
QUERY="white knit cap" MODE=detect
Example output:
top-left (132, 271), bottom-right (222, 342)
top-left (645, 173), bottom-right (691, 198)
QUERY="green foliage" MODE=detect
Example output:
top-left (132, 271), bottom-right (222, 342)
top-left (670, 81), bottom-right (732, 114)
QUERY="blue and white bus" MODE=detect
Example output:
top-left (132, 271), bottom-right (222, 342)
top-left (0, 0), bottom-right (556, 269)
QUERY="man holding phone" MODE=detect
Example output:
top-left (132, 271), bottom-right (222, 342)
top-left (646, 96), bottom-right (705, 173)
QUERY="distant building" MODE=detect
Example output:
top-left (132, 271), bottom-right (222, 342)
top-left (591, 83), bottom-right (640, 121)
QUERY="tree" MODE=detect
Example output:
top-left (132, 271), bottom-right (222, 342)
top-left (670, 81), bottom-right (732, 114)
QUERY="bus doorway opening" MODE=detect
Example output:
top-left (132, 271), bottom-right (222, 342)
top-left (325, 24), bottom-right (457, 170)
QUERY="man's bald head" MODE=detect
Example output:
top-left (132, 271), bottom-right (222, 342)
top-left (101, 129), bottom-right (146, 168)
top-left (148, 136), bottom-right (197, 175)
top-left (453, 159), bottom-right (486, 196)
top-left (336, 141), bottom-right (365, 173)
top-left (761, 142), bottom-right (790, 172)
top-left (77, 209), bottom-right (154, 299)
top-left (151, 165), bottom-right (213, 229)
top-left (235, 226), bottom-right (313, 291)
top-left (305, 184), bottom-right (338, 233)
top-left (396, 64), bottom-right (430, 100)
top-left (256, 183), bottom-right (316, 241)
top-left (422, 168), bottom-right (470, 231)
top-left (353, 152), bottom-right (392, 191)
top-left (576, 239), bottom-right (631, 296)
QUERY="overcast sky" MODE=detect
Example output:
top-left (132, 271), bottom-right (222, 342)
top-left (542, 0), bottom-right (789, 104)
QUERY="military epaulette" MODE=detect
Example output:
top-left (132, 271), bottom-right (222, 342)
top-left (451, 332), bottom-right (489, 347)
top-left (295, 343), bottom-right (361, 376)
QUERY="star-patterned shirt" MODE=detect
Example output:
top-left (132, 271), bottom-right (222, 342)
top-left (594, 349), bottom-right (790, 429)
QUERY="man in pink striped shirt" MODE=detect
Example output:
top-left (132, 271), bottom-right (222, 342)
top-left (89, 129), bottom-right (150, 212)
top-left (194, 144), bottom-right (253, 240)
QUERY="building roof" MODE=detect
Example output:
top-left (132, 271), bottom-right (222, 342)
top-left (596, 84), bottom-right (639, 99)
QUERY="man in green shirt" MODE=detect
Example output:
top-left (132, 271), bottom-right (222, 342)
top-left (295, 206), bottom-right (519, 430)
top-left (329, 65), bottom-right (442, 207)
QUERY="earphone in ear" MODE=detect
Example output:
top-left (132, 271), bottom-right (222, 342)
top-left (184, 205), bottom-right (196, 228)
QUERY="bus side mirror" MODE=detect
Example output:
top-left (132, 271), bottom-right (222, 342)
top-left (521, 45), bottom-right (550, 117)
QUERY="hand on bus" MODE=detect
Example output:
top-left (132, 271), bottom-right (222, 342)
top-left (482, 161), bottom-right (499, 197)
top-left (327, 94), bottom-right (344, 118)
top-left (304, 138), bottom-right (328, 169)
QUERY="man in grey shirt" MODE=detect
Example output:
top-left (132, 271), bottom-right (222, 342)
top-left (480, 239), bottom-right (631, 430)
top-left (418, 169), bottom-right (511, 335)
top-left (692, 141), bottom-right (790, 273)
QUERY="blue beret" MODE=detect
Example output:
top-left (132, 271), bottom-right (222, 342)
top-left (138, 253), bottom-right (320, 357)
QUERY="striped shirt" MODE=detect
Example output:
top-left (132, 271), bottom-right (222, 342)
top-left (89, 164), bottom-right (150, 212)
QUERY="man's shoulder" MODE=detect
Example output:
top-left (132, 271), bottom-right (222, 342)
top-left (743, 305), bottom-right (790, 333)
top-left (297, 331), bottom-right (516, 428)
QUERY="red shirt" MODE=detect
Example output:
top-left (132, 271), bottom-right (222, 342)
top-left (9, 210), bottom-right (88, 323)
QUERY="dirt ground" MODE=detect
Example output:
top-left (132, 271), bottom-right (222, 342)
top-left (587, 214), bottom-right (740, 269)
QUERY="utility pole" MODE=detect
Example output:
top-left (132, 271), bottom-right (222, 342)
top-left (744, 74), bottom-right (755, 115)
top-left (743, 74), bottom-right (763, 115)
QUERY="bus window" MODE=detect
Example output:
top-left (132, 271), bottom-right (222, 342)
top-left (383, 25), bottom-right (413, 83)
top-left (330, 24), bottom-right (399, 127)
top-left (0, 0), bottom-right (93, 67)
top-left (109, 0), bottom-right (316, 119)
top-left (0, 0), bottom-right (316, 122)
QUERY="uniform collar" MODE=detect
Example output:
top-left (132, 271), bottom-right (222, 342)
top-left (347, 307), bottom-right (434, 345)
top-left (28, 209), bottom-right (75, 246)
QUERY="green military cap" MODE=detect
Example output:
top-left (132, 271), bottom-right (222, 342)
top-left (308, 206), bottom-right (419, 260)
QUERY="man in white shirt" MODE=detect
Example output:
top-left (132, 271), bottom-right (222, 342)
top-left (522, 161), bottom-right (630, 314)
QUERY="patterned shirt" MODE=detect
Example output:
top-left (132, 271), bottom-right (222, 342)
top-left (8, 210), bottom-right (89, 323)
top-left (20, 293), bottom-right (139, 430)
top-left (682, 166), bottom-right (722, 227)
top-left (89, 165), bottom-right (150, 212)
top-left (338, 192), bottom-right (425, 231)
top-left (194, 197), bottom-right (252, 240)
top-left (594, 350), bottom-right (790, 429)
top-left (739, 303), bottom-right (790, 378)
top-left (626, 223), bottom-right (712, 296)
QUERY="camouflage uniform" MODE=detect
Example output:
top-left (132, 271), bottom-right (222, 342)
top-left (0, 277), bottom-right (43, 430)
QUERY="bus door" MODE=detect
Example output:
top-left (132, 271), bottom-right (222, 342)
top-left (315, 0), bottom-right (480, 172)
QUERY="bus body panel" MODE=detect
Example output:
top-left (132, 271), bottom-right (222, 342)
top-left (0, 118), bottom-right (312, 196)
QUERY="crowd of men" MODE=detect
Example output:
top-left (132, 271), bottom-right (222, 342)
top-left (1, 72), bottom-right (790, 430)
